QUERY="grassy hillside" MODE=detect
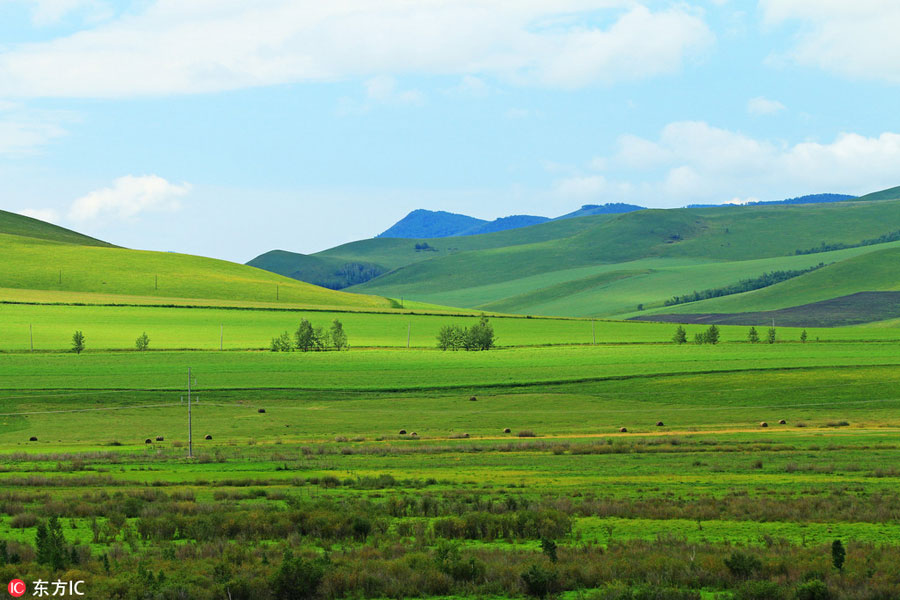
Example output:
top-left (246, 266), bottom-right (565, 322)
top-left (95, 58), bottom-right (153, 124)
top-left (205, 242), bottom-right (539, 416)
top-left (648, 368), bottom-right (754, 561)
top-left (0, 208), bottom-right (113, 247)
top-left (636, 245), bottom-right (900, 318)
top-left (0, 232), bottom-right (393, 309)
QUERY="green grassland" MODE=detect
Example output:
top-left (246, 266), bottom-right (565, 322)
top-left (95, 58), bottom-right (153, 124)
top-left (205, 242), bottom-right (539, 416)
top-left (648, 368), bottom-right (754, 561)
top-left (2, 338), bottom-right (900, 598)
top-left (635, 245), bottom-right (900, 318)
top-left (0, 232), bottom-right (394, 310)
top-left (340, 196), bottom-right (900, 318)
top-left (0, 209), bottom-right (113, 247)
top-left (3, 301), bottom-right (900, 352)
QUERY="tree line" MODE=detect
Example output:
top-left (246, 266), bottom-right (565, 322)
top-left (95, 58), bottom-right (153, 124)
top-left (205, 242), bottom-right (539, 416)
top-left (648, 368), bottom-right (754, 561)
top-left (270, 319), bottom-right (348, 352)
top-left (673, 325), bottom-right (809, 345)
top-left (437, 316), bottom-right (496, 351)
top-left (663, 264), bottom-right (826, 307)
top-left (795, 229), bottom-right (900, 255)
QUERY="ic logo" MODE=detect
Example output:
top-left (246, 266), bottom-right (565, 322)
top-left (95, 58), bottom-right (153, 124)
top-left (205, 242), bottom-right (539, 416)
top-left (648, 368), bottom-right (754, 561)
top-left (7, 579), bottom-right (26, 598)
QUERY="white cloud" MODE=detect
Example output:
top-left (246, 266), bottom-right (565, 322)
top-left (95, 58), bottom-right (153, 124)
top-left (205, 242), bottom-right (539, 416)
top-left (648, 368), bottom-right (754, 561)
top-left (68, 175), bottom-right (191, 223)
top-left (554, 175), bottom-right (607, 198)
top-left (593, 122), bottom-right (900, 205)
top-left (0, 1), bottom-right (714, 98)
top-left (365, 76), bottom-right (424, 105)
top-left (0, 103), bottom-right (70, 155)
top-left (12, 0), bottom-right (110, 25)
top-left (17, 207), bottom-right (61, 223)
top-left (760, 0), bottom-right (900, 83)
top-left (747, 96), bottom-right (785, 115)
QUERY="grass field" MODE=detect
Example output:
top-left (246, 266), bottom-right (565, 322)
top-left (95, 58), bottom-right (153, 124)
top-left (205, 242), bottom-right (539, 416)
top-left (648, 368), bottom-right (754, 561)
top-left (2, 337), bottom-right (900, 598)
top-left (0, 233), bottom-right (394, 310)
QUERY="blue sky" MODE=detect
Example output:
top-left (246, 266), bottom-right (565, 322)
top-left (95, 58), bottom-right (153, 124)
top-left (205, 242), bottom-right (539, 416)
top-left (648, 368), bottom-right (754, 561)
top-left (1, 0), bottom-right (899, 262)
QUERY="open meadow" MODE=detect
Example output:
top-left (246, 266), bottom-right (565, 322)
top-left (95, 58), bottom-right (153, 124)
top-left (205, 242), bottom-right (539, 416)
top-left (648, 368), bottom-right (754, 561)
top-left (1, 321), bottom-right (900, 599)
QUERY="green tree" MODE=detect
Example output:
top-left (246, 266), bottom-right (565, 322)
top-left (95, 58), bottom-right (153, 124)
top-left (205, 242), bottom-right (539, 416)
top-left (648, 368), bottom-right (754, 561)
top-left (672, 326), bottom-right (687, 345)
top-left (724, 551), bottom-right (761, 579)
top-left (521, 563), bottom-right (556, 598)
top-left (800, 329), bottom-right (808, 343)
top-left (270, 551), bottom-right (325, 600)
top-left (437, 325), bottom-right (466, 351)
top-left (767, 326), bottom-right (777, 344)
top-left (294, 319), bottom-right (323, 352)
top-left (831, 539), bottom-right (845, 571)
top-left (135, 332), bottom-right (150, 351)
top-left (465, 316), bottom-right (495, 351)
top-left (270, 331), bottom-right (293, 352)
top-left (540, 537), bottom-right (558, 563)
top-left (748, 327), bottom-right (759, 343)
top-left (330, 319), bottom-right (348, 350)
top-left (705, 324), bottom-right (720, 345)
top-left (72, 330), bottom-right (85, 354)
top-left (693, 332), bottom-right (705, 345)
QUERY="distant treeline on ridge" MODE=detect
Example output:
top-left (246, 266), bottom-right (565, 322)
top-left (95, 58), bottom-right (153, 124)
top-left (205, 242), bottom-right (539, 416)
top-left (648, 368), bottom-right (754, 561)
top-left (795, 229), bottom-right (900, 256)
top-left (664, 264), bottom-right (827, 307)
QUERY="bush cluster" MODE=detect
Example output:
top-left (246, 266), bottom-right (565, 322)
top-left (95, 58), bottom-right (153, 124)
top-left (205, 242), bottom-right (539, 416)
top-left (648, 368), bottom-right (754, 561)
top-left (437, 316), bottom-right (496, 351)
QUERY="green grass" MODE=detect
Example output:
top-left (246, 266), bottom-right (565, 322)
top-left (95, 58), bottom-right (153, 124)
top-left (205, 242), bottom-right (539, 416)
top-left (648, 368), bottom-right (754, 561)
top-left (340, 197), bottom-right (900, 318)
top-left (0, 208), bottom-right (112, 247)
top-left (640, 245), bottom-right (900, 317)
top-left (3, 342), bottom-right (900, 391)
top-left (0, 232), bottom-right (393, 309)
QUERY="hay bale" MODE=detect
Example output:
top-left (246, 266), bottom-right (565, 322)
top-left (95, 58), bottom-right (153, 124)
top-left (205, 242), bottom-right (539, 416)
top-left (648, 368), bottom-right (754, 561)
top-left (503, 428), bottom-right (511, 433)
top-left (779, 419), bottom-right (787, 425)
top-left (463, 433), bottom-right (470, 438)
top-left (469, 396), bottom-right (477, 401)
top-left (759, 422), bottom-right (768, 428)
top-left (257, 408), bottom-right (266, 414)
top-left (204, 434), bottom-right (212, 440)
top-left (410, 432), bottom-right (418, 437)
top-left (399, 429), bottom-right (407, 435)
top-left (28, 436), bottom-right (37, 442)
top-left (155, 436), bottom-right (164, 442)
top-left (656, 421), bottom-right (665, 427)
top-left (619, 427), bottom-right (628, 433)
top-left (144, 438), bottom-right (152, 444)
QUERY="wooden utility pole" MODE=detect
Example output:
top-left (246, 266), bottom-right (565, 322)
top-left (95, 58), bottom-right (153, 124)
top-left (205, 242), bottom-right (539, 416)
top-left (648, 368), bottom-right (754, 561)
top-left (276, 285), bottom-right (279, 301)
top-left (187, 367), bottom-right (193, 459)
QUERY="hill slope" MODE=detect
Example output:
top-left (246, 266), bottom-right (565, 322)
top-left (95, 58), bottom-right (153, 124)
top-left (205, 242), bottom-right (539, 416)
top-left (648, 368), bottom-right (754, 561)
top-left (0, 218), bottom-right (393, 310)
top-left (0, 209), bottom-right (114, 247)
top-left (377, 209), bottom-right (486, 238)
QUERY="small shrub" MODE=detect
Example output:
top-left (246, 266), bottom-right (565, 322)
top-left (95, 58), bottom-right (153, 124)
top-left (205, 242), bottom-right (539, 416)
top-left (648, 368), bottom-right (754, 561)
top-left (258, 408), bottom-right (267, 414)
top-left (10, 513), bottom-right (38, 528)
top-left (794, 579), bottom-right (831, 600)
top-left (724, 551), bottom-right (762, 579)
top-left (518, 430), bottom-right (536, 438)
top-left (28, 436), bottom-right (37, 442)
top-left (144, 439), bottom-right (152, 444)
top-left (735, 580), bottom-right (785, 600)
top-left (825, 421), bottom-right (849, 428)
top-left (521, 563), bottom-right (556, 598)
top-left (656, 421), bottom-right (665, 427)
top-left (399, 429), bottom-right (407, 435)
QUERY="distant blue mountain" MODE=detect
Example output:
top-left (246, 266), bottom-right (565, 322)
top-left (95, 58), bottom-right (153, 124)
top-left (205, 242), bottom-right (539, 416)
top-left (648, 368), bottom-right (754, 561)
top-left (377, 209), bottom-right (487, 238)
top-left (553, 203), bottom-right (646, 220)
top-left (458, 215), bottom-right (550, 236)
top-left (687, 193), bottom-right (857, 208)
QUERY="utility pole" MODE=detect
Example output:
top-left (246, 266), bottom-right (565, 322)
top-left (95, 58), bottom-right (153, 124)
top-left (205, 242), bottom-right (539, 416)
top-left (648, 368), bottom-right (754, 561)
top-left (29, 324), bottom-right (33, 352)
top-left (276, 284), bottom-right (279, 301)
top-left (407, 323), bottom-right (411, 349)
top-left (187, 367), bottom-right (193, 459)
top-left (592, 319), bottom-right (596, 345)
top-left (220, 324), bottom-right (223, 351)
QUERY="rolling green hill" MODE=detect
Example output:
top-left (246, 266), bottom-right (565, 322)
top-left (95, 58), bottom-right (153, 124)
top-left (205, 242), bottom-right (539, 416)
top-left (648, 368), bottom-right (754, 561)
top-left (0, 214), bottom-right (394, 310)
top-left (347, 196), bottom-right (900, 317)
top-left (0, 209), bottom-right (114, 247)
